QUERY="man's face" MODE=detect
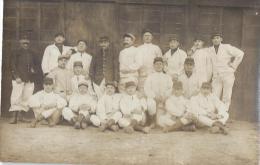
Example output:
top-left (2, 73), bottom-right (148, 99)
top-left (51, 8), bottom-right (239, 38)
top-left (77, 41), bottom-right (87, 52)
top-left (54, 36), bottom-right (65, 44)
top-left (58, 58), bottom-right (67, 68)
top-left (194, 40), bottom-right (204, 49)
top-left (154, 61), bottom-right (164, 72)
top-left (174, 88), bottom-right (183, 97)
top-left (201, 87), bottom-right (211, 96)
top-left (99, 41), bottom-right (110, 50)
top-left (126, 86), bottom-right (137, 95)
top-left (143, 32), bottom-right (153, 43)
top-left (123, 37), bottom-right (134, 48)
top-left (106, 85), bottom-right (115, 95)
top-left (212, 36), bottom-right (222, 46)
top-left (44, 84), bottom-right (53, 93)
top-left (184, 63), bottom-right (194, 72)
top-left (73, 66), bottom-right (83, 75)
top-left (79, 85), bottom-right (88, 95)
top-left (169, 40), bottom-right (179, 49)
top-left (19, 39), bottom-right (30, 50)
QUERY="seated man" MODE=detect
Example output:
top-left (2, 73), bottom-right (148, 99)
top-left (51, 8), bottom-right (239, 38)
top-left (144, 57), bottom-right (173, 127)
top-left (48, 54), bottom-right (73, 101)
top-left (71, 61), bottom-right (102, 101)
top-left (62, 81), bottom-right (97, 129)
top-left (179, 58), bottom-right (200, 99)
top-left (189, 82), bottom-right (229, 135)
top-left (90, 82), bottom-right (122, 132)
top-left (118, 81), bottom-right (149, 134)
top-left (28, 77), bottom-right (67, 128)
top-left (159, 81), bottom-right (196, 132)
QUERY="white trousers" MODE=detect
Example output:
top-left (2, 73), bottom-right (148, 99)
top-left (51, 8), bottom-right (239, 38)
top-left (62, 107), bottom-right (90, 121)
top-left (158, 113), bottom-right (191, 127)
top-left (212, 72), bottom-right (235, 110)
top-left (33, 107), bottom-right (58, 119)
top-left (9, 81), bottom-right (34, 112)
top-left (118, 112), bottom-right (146, 128)
top-left (146, 98), bottom-right (158, 116)
top-left (90, 111), bottom-right (122, 127)
top-left (197, 113), bottom-right (229, 127)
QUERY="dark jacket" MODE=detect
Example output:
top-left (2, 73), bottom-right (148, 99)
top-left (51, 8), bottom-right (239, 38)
top-left (90, 46), bottom-right (119, 85)
top-left (11, 47), bottom-right (39, 82)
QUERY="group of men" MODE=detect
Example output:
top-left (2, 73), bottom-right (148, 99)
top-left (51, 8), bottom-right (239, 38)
top-left (9, 29), bottom-right (244, 134)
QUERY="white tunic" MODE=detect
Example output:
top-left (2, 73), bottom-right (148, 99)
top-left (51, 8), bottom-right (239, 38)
top-left (136, 43), bottom-right (162, 77)
top-left (191, 48), bottom-right (213, 84)
top-left (66, 52), bottom-right (92, 75)
top-left (189, 93), bottom-right (228, 116)
top-left (163, 48), bottom-right (187, 78)
top-left (41, 44), bottom-right (71, 74)
top-left (28, 90), bottom-right (67, 109)
top-left (179, 72), bottom-right (200, 99)
top-left (165, 95), bottom-right (189, 117)
top-left (96, 94), bottom-right (122, 120)
top-left (68, 93), bottom-right (97, 113)
top-left (120, 94), bottom-right (146, 116)
top-left (144, 72), bottom-right (173, 99)
top-left (119, 46), bottom-right (139, 80)
top-left (208, 44), bottom-right (244, 75)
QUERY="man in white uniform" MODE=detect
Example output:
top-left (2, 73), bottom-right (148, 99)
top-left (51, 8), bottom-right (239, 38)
top-left (41, 32), bottom-right (71, 75)
top-left (144, 57), bottom-right (173, 127)
top-left (118, 81), bottom-right (150, 134)
top-left (188, 37), bottom-right (212, 85)
top-left (62, 81), bottom-right (97, 129)
top-left (189, 82), bottom-right (229, 135)
top-left (90, 82), bottom-right (122, 132)
top-left (136, 29), bottom-right (162, 94)
top-left (67, 40), bottom-right (92, 77)
top-left (179, 58), bottom-right (200, 99)
top-left (119, 33), bottom-right (139, 92)
top-left (209, 34), bottom-right (244, 110)
top-left (29, 77), bottom-right (67, 128)
top-left (163, 37), bottom-right (187, 81)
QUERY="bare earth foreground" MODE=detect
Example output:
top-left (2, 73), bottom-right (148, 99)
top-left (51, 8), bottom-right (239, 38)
top-left (0, 118), bottom-right (258, 165)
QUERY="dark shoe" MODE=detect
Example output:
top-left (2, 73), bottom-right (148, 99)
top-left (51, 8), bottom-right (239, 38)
top-left (74, 121), bottom-right (81, 129)
top-left (30, 120), bottom-right (38, 128)
top-left (110, 124), bottom-right (119, 132)
top-left (99, 123), bottom-right (108, 132)
top-left (9, 112), bottom-right (18, 124)
top-left (81, 121), bottom-right (88, 129)
top-left (124, 126), bottom-right (134, 134)
top-left (182, 124), bottom-right (196, 132)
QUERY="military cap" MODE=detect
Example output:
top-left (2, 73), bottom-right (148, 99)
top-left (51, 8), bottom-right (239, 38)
top-left (125, 81), bottom-right (137, 88)
top-left (58, 54), bottom-right (69, 61)
top-left (153, 57), bottom-right (164, 64)
top-left (73, 61), bottom-right (83, 68)
top-left (43, 77), bottom-right (54, 85)
top-left (184, 58), bottom-right (195, 65)
top-left (201, 82), bottom-right (212, 89)
top-left (99, 36), bottom-right (110, 42)
top-left (78, 81), bottom-right (88, 88)
top-left (123, 33), bottom-right (136, 41)
top-left (54, 32), bottom-right (65, 38)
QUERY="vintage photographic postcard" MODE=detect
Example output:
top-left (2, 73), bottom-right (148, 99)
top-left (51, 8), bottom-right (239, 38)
top-left (0, 0), bottom-right (259, 165)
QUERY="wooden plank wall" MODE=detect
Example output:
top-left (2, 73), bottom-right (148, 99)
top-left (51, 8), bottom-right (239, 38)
top-left (2, 0), bottom-right (260, 121)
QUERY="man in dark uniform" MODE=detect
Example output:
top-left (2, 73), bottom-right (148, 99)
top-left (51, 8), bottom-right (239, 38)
top-left (89, 36), bottom-right (119, 92)
top-left (9, 35), bottom-right (39, 124)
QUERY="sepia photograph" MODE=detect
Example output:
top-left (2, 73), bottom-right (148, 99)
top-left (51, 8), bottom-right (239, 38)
top-left (0, 0), bottom-right (259, 164)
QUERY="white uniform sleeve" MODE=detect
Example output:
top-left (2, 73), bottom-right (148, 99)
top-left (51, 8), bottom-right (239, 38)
top-left (28, 92), bottom-right (41, 108)
top-left (226, 44), bottom-right (244, 70)
top-left (69, 95), bottom-right (79, 111)
top-left (144, 76), bottom-right (156, 99)
top-left (56, 95), bottom-right (67, 109)
top-left (42, 46), bottom-right (50, 74)
top-left (119, 96), bottom-right (132, 115)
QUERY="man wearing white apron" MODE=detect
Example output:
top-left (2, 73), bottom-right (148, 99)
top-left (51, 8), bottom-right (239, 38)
top-left (136, 29), bottom-right (162, 94)
top-left (41, 32), bottom-right (71, 75)
top-left (209, 33), bottom-right (244, 110)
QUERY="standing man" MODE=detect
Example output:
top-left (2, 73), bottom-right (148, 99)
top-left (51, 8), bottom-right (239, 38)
top-left (119, 33), bottom-right (139, 92)
top-left (136, 29), bottom-right (162, 94)
top-left (163, 38), bottom-right (187, 81)
top-left (89, 36), bottom-right (119, 92)
top-left (188, 37), bottom-right (212, 85)
top-left (9, 35), bottom-right (38, 124)
top-left (66, 40), bottom-right (92, 77)
top-left (41, 32), bottom-right (71, 76)
top-left (209, 34), bottom-right (244, 110)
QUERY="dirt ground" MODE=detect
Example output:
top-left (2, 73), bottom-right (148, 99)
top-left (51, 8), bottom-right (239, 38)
top-left (0, 118), bottom-right (258, 165)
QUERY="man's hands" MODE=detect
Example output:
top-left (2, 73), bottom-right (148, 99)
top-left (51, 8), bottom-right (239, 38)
top-left (42, 103), bottom-right (57, 110)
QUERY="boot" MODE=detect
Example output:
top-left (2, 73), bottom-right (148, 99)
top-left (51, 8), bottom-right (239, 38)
top-left (99, 123), bottom-right (108, 132)
top-left (110, 124), bottom-right (119, 132)
top-left (209, 126), bottom-right (221, 134)
top-left (146, 113), bottom-right (156, 129)
top-left (212, 121), bottom-right (228, 135)
top-left (9, 111), bottom-right (18, 124)
top-left (131, 120), bottom-right (150, 134)
top-left (163, 119), bottom-right (184, 133)
top-left (30, 114), bottom-right (44, 128)
top-left (181, 124), bottom-right (196, 132)
top-left (81, 118), bottom-right (88, 129)
top-left (124, 126), bottom-right (134, 134)
top-left (18, 111), bottom-right (31, 123)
